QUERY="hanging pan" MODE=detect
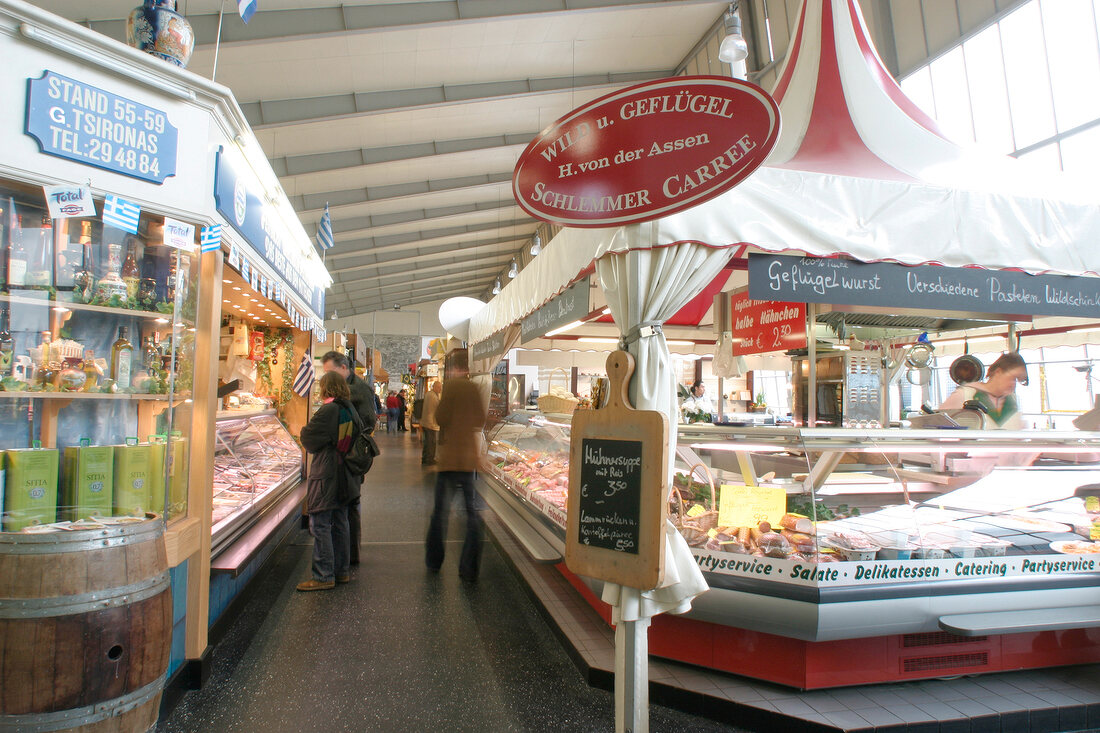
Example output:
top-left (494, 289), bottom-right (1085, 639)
top-left (905, 342), bottom-right (934, 368)
top-left (907, 365), bottom-right (932, 386)
top-left (949, 337), bottom-right (984, 386)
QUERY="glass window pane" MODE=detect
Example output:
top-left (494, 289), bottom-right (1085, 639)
top-left (1060, 123), bottom-right (1100, 173)
top-left (963, 26), bottom-right (1016, 153)
top-left (1042, 0), bottom-right (1100, 132)
top-left (900, 66), bottom-right (937, 120)
top-left (1001, 2), bottom-right (1058, 147)
top-left (929, 48), bottom-right (975, 143)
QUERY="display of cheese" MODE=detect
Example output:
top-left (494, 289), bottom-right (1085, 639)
top-left (62, 444), bottom-right (114, 521)
top-left (3, 447), bottom-right (60, 532)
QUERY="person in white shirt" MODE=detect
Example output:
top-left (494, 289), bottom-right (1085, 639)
top-left (681, 380), bottom-right (715, 419)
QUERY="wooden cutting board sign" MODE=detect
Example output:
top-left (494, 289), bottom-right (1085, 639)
top-left (566, 350), bottom-right (668, 590)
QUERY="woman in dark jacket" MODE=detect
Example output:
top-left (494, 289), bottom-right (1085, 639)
top-left (297, 371), bottom-right (363, 591)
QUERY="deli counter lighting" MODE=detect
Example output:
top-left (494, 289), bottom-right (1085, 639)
top-left (544, 319), bottom-right (585, 338)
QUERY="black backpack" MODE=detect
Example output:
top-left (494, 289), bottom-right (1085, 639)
top-left (344, 431), bottom-right (380, 475)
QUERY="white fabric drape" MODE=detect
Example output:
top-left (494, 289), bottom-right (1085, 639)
top-left (595, 233), bottom-right (730, 622)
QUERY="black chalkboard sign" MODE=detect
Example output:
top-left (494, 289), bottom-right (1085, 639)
top-left (749, 253), bottom-right (1100, 319)
top-left (577, 438), bottom-right (643, 553)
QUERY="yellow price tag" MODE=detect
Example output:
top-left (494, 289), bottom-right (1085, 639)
top-left (707, 527), bottom-right (719, 539)
top-left (718, 484), bottom-right (787, 528)
top-left (1087, 496), bottom-right (1100, 512)
top-left (1091, 521), bottom-right (1100, 540)
top-left (686, 504), bottom-right (707, 518)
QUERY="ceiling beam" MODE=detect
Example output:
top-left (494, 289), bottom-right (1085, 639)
top-left (329, 278), bottom-right (494, 310)
top-left (331, 237), bottom-right (524, 278)
top-left (326, 218), bottom-right (532, 264)
top-left (332, 253), bottom-right (515, 287)
top-left (329, 199), bottom-right (515, 238)
top-left (241, 70), bottom-right (670, 128)
top-left (292, 172), bottom-right (513, 217)
top-left (85, 1), bottom-right (715, 48)
top-left (335, 286), bottom-right (487, 317)
top-left (271, 134), bottom-right (532, 178)
top-left (335, 262), bottom-right (511, 294)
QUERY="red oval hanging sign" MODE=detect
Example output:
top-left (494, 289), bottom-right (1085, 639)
top-left (513, 76), bottom-right (780, 228)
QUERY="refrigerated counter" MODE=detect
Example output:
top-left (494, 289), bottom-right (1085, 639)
top-left (481, 414), bottom-right (1100, 687)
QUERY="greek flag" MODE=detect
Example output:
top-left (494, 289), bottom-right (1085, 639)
top-left (238, 0), bottom-right (258, 23)
top-left (292, 355), bottom-right (315, 397)
top-left (317, 203), bottom-right (335, 250)
top-left (200, 224), bottom-right (222, 253)
top-left (102, 194), bottom-right (140, 234)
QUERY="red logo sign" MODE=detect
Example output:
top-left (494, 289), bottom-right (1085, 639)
top-left (730, 290), bottom-right (806, 357)
top-left (513, 76), bottom-right (780, 228)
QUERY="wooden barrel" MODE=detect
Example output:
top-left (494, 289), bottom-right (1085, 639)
top-left (0, 517), bottom-right (171, 732)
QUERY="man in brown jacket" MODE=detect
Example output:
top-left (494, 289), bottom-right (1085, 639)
top-left (425, 350), bottom-right (487, 581)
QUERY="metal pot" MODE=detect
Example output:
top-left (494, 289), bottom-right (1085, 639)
top-left (949, 354), bottom-right (985, 385)
top-left (907, 366), bottom-right (932, 386)
top-left (905, 342), bottom-right (934, 368)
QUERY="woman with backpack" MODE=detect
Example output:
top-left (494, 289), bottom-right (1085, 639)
top-left (297, 371), bottom-right (364, 591)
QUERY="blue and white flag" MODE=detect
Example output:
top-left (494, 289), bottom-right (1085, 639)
top-left (292, 354), bottom-right (315, 397)
top-left (317, 203), bottom-right (335, 250)
top-left (238, 0), bottom-right (258, 23)
top-left (200, 224), bottom-right (223, 253)
top-left (102, 194), bottom-right (140, 234)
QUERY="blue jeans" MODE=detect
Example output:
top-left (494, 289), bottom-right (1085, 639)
top-left (386, 407), bottom-right (399, 433)
top-left (425, 471), bottom-right (482, 578)
top-left (309, 507), bottom-right (350, 582)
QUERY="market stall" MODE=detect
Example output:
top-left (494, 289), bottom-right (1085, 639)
top-left (468, 0), bottom-right (1100, 688)
top-left (0, 0), bottom-right (331, 711)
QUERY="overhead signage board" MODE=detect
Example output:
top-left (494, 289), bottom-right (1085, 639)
top-left (214, 150), bottom-right (325, 319)
top-left (25, 70), bottom-right (178, 184)
top-left (749, 253), bottom-right (1100, 319)
top-left (521, 278), bottom-right (590, 343)
top-left (513, 76), bottom-right (780, 228)
top-left (470, 330), bottom-right (507, 362)
top-left (729, 289), bottom-right (806, 356)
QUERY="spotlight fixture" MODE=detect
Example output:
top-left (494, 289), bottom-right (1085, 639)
top-left (718, 2), bottom-right (748, 64)
top-left (529, 231), bottom-right (542, 256)
top-left (508, 259), bottom-right (518, 279)
top-left (492, 279), bottom-right (501, 295)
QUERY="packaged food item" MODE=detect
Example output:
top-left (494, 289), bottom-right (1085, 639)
top-left (757, 531), bottom-right (793, 558)
top-left (780, 513), bottom-right (815, 534)
top-left (62, 442), bottom-right (114, 520)
top-left (113, 440), bottom-right (153, 517)
top-left (3, 446), bottom-right (59, 531)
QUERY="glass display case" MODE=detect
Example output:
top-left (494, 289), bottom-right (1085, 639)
top-left (484, 412), bottom-right (1100, 641)
top-left (211, 408), bottom-right (303, 551)
top-left (0, 179), bottom-right (199, 532)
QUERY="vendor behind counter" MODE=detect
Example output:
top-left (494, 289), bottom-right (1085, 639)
top-left (938, 352), bottom-right (1027, 430)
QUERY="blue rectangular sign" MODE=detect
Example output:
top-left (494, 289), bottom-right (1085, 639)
top-left (214, 150), bottom-right (326, 319)
top-left (25, 70), bottom-right (178, 184)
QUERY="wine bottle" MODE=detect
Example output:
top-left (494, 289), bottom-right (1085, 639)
top-left (121, 238), bottom-right (140, 301)
top-left (8, 213), bottom-right (27, 289)
top-left (82, 348), bottom-right (99, 391)
top-left (73, 222), bottom-right (95, 304)
top-left (111, 326), bottom-right (134, 389)
top-left (26, 216), bottom-right (53, 289)
top-left (0, 305), bottom-right (13, 376)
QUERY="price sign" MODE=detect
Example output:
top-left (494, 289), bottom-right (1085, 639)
top-left (729, 289), bottom-right (806, 356)
top-left (25, 71), bottom-right (178, 184)
top-left (717, 484), bottom-right (787, 528)
top-left (576, 438), bottom-right (643, 553)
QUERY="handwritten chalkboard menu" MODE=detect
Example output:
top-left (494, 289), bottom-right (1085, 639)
top-left (577, 438), bottom-right (643, 553)
top-left (487, 360), bottom-right (509, 429)
top-left (749, 253), bottom-right (1100, 319)
top-left (566, 351), bottom-right (666, 589)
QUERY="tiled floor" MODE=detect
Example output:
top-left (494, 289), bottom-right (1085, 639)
top-left (487, 509), bottom-right (1100, 733)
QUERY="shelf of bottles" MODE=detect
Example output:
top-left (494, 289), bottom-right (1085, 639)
top-left (0, 180), bottom-right (200, 532)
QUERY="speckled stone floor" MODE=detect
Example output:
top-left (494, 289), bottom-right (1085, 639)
top-left (158, 430), bottom-right (746, 733)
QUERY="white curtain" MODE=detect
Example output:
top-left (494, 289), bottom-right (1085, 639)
top-left (595, 233), bottom-right (732, 622)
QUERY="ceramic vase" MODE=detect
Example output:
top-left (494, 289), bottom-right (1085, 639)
top-left (126, 0), bottom-right (195, 68)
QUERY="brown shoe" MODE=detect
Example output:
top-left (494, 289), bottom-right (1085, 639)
top-left (296, 579), bottom-right (335, 592)
top-left (336, 575), bottom-right (351, 584)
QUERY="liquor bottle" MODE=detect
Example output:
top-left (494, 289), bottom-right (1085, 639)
top-left (0, 305), bottom-right (13, 376)
top-left (111, 326), bottom-right (134, 389)
top-left (38, 331), bottom-right (59, 388)
top-left (142, 335), bottom-right (159, 371)
top-left (81, 348), bottom-right (99, 391)
top-left (121, 239), bottom-right (140, 301)
top-left (8, 213), bottom-right (27, 289)
top-left (72, 222), bottom-right (95, 303)
top-left (92, 243), bottom-right (128, 304)
top-left (165, 254), bottom-right (177, 305)
top-left (26, 216), bottom-right (53, 289)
